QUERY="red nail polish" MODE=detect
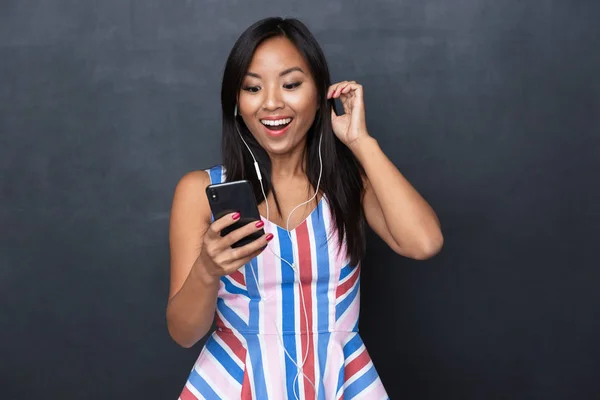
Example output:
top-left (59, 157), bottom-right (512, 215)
top-left (266, 233), bottom-right (274, 241)
top-left (255, 220), bottom-right (264, 228)
top-left (232, 212), bottom-right (240, 220)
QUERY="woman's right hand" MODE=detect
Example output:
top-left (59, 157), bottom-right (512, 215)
top-left (196, 212), bottom-right (272, 282)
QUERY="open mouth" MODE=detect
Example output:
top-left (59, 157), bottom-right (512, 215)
top-left (260, 118), bottom-right (293, 133)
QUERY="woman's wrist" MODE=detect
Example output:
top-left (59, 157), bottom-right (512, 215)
top-left (191, 257), bottom-right (221, 288)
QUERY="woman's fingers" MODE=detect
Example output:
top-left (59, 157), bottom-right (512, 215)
top-left (206, 212), bottom-right (241, 239)
top-left (223, 219), bottom-right (266, 248)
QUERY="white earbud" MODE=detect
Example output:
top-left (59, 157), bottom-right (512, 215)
top-left (233, 109), bottom-right (323, 400)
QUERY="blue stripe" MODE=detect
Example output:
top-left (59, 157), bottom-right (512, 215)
top-left (188, 368), bottom-right (220, 399)
top-left (245, 335), bottom-right (269, 399)
top-left (221, 276), bottom-right (249, 297)
top-left (208, 165), bottom-right (223, 222)
top-left (335, 272), bottom-right (360, 320)
top-left (339, 263), bottom-right (353, 282)
top-left (345, 364), bottom-right (378, 399)
top-left (343, 333), bottom-right (363, 358)
top-left (316, 333), bottom-right (330, 400)
top-left (311, 201), bottom-right (330, 332)
top-left (216, 298), bottom-right (248, 332)
top-left (244, 258), bottom-right (260, 331)
top-left (209, 165), bottom-right (223, 185)
top-left (205, 339), bottom-right (244, 384)
top-left (279, 226), bottom-right (299, 399)
top-left (311, 202), bottom-right (331, 399)
top-left (336, 334), bottom-right (368, 398)
top-left (336, 362), bottom-right (345, 395)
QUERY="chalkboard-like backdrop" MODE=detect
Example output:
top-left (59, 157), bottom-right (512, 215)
top-left (1, 1), bottom-right (599, 399)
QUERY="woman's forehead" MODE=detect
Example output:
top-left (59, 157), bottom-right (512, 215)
top-left (246, 37), bottom-right (310, 76)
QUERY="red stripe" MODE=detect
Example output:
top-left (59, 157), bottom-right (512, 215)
top-left (241, 359), bottom-right (252, 400)
top-left (215, 330), bottom-right (246, 363)
top-left (296, 222), bottom-right (316, 399)
top-left (230, 270), bottom-right (245, 287)
top-left (179, 385), bottom-right (198, 400)
top-left (336, 266), bottom-right (359, 299)
top-left (344, 348), bottom-right (371, 381)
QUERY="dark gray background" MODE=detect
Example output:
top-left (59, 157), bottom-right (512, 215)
top-left (2, 1), bottom-right (599, 399)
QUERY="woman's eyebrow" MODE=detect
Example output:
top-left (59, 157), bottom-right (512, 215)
top-left (245, 66), bottom-right (305, 79)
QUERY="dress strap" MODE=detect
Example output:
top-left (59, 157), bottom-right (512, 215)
top-left (206, 164), bottom-right (225, 185)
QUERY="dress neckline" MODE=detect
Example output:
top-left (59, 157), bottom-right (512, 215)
top-left (260, 196), bottom-right (325, 233)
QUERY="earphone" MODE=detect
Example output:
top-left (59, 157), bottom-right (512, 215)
top-left (234, 103), bottom-right (323, 399)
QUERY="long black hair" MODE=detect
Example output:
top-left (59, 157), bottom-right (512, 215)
top-left (220, 17), bottom-right (366, 266)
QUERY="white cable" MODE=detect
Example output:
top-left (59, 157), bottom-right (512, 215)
top-left (235, 116), bottom-right (322, 399)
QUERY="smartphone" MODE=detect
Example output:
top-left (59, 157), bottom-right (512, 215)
top-left (205, 180), bottom-right (265, 248)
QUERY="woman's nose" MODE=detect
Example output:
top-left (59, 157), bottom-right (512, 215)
top-left (262, 88), bottom-right (284, 111)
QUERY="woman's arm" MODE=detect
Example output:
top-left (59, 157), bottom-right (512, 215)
top-left (352, 137), bottom-right (443, 260)
top-left (166, 171), bottom-right (220, 348)
top-left (327, 80), bottom-right (443, 260)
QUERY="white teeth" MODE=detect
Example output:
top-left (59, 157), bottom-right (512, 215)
top-left (260, 118), bottom-right (292, 127)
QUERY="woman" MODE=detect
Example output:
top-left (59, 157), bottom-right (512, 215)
top-left (167, 17), bottom-right (443, 400)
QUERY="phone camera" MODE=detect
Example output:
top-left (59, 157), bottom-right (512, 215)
top-left (210, 189), bottom-right (218, 201)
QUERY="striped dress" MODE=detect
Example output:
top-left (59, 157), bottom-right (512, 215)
top-left (178, 165), bottom-right (389, 400)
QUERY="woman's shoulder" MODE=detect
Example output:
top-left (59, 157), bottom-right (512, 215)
top-left (172, 164), bottom-right (226, 201)
top-left (176, 169), bottom-right (209, 188)
top-left (172, 170), bottom-right (210, 209)
top-left (171, 167), bottom-right (220, 227)
top-left (175, 164), bottom-right (226, 186)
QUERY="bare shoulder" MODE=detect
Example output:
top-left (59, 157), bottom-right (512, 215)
top-left (171, 170), bottom-right (213, 224)
top-left (168, 170), bottom-right (212, 300)
top-left (175, 169), bottom-right (211, 192)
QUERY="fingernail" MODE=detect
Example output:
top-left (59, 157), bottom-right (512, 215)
top-left (255, 220), bottom-right (264, 228)
top-left (266, 233), bottom-right (274, 241)
top-left (232, 212), bottom-right (240, 220)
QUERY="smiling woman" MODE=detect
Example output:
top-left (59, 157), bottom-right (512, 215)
top-left (238, 47), bottom-right (318, 148)
top-left (167, 16), bottom-right (443, 400)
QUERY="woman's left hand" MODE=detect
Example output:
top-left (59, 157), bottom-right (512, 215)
top-left (327, 81), bottom-right (370, 148)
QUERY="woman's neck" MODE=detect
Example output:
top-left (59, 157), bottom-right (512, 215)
top-left (268, 145), bottom-right (307, 179)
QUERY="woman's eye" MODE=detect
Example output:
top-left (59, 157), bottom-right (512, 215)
top-left (242, 86), bottom-right (260, 93)
top-left (284, 82), bottom-right (302, 90)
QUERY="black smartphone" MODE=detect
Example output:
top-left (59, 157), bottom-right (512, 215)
top-left (205, 180), bottom-right (265, 248)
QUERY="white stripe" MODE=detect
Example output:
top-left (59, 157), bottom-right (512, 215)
top-left (335, 382), bottom-right (344, 400)
top-left (336, 285), bottom-right (360, 331)
top-left (184, 381), bottom-right (203, 400)
top-left (337, 264), bottom-right (358, 287)
top-left (212, 333), bottom-right (244, 370)
top-left (336, 268), bottom-right (360, 305)
top-left (344, 358), bottom-right (374, 388)
top-left (257, 248), bottom-right (276, 398)
top-left (272, 225), bottom-right (287, 394)
top-left (306, 214), bottom-right (322, 394)
top-left (192, 361), bottom-right (228, 399)
top-left (218, 280), bottom-right (251, 326)
top-left (323, 200), bottom-right (337, 331)
top-left (222, 274), bottom-right (245, 292)
top-left (206, 350), bottom-right (244, 394)
top-left (289, 228), bottom-right (306, 398)
top-left (307, 216), bottom-right (319, 333)
top-left (353, 377), bottom-right (388, 400)
top-left (345, 342), bottom-right (365, 364)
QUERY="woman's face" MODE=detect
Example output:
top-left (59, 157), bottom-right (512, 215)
top-left (237, 36), bottom-right (319, 156)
